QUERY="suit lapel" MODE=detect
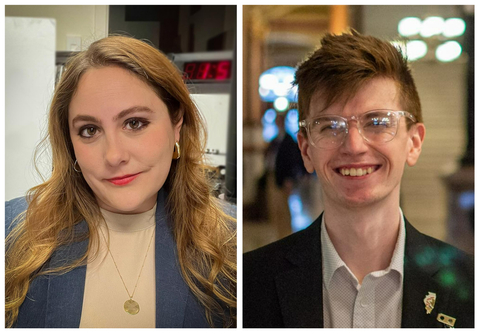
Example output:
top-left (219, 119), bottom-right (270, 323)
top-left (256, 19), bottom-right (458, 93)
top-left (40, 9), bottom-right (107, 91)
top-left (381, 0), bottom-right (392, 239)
top-left (271, 216), bottom-right (455, 328)
top-left (154, 189), bottom-right (190, 328)
top-left (45, 222), bottom-right (89, 328)
top-left (275, 217), bottom-right (324, 327)
top-left (401, 220), bottom-right (450, 328)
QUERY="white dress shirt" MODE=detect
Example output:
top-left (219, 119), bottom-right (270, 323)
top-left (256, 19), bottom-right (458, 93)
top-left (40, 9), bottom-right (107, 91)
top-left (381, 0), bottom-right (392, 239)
top-left (321, 209), bottom-right (406, 328)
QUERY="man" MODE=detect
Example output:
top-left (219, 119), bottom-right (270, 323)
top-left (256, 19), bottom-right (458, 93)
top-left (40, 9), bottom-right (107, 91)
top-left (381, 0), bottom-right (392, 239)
top-left (243, 31), bottom-right (474, 328)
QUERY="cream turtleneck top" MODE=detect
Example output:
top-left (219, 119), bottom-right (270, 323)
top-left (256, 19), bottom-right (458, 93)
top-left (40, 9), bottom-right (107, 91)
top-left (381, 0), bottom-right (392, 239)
top-left (79, 204), bottom-right (157, 328)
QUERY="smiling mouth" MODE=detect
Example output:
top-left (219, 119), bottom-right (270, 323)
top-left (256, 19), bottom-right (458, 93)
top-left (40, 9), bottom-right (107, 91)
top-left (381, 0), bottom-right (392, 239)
top-left (337, 166), bottom-right (380, 177)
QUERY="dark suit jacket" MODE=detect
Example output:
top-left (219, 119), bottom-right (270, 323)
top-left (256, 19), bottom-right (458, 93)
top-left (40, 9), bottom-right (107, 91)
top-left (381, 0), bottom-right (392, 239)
top-left (5, 189), bottom-right (226, 328)
top-left (243, 214), bottom-right (474, 328)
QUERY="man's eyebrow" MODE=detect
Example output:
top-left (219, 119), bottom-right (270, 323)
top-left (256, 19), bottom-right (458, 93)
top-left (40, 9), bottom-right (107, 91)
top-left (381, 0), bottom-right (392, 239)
top-left (71, 106), bottom-right (154, 127)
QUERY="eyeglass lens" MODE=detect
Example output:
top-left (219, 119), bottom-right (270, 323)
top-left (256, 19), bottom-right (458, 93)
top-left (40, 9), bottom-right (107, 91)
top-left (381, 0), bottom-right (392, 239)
top-left (309, 111), bottom-right (400, 148)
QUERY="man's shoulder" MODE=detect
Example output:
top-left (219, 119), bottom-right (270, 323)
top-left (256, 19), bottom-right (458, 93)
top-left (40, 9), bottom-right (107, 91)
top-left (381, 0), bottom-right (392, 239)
top-left (243, 218), bottom-right (323, 328)
top-left (244, 220), bottom-right (320, 279)
top-left (404, 220), bottom-right (474, 328)
top-left (405, 220), bottom-right (474, 301)
top-left (405, 221), bottom-right (473, 270)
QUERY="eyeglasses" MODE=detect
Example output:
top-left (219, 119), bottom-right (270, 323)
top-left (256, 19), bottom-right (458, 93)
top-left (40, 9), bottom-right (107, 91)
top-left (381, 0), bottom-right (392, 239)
top-left (299, 110), bottom-right (417, 149)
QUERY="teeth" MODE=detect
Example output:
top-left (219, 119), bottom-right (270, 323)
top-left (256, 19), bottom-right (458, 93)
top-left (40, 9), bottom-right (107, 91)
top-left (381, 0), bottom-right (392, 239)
top-left (340, 167), bottom-right (375, 177)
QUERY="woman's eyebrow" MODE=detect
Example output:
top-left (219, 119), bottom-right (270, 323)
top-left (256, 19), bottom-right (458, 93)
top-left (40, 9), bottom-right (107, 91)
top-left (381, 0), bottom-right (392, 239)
top-left (71, 106), bottom-right (154, 127)
top-left (113, 106), bottom-right (154, 121)
top-left (71, 115), bottom-right (100, 127)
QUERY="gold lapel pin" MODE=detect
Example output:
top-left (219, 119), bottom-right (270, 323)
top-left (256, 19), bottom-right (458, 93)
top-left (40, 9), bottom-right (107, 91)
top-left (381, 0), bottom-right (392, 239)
top-left (437, 313), bottom-right (456, 328)
top-left (423, 292), bottom-right (436, 314)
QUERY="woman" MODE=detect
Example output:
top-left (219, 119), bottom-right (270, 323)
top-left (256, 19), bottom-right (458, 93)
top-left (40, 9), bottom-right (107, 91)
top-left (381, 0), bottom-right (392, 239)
top-left (5, 36), bottom-right (236, 328)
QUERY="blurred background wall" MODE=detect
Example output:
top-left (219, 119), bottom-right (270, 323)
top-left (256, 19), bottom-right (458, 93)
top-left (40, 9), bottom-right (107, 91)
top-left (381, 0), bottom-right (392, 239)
top-left (243, 5), bottom-right (474, 254)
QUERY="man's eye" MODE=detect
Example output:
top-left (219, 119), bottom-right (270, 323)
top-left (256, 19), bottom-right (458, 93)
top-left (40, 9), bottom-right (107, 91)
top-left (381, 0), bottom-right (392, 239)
top-left (314, 119), bottom-right (344, 133)
top-left (366, 117), bottom-right (393, 128)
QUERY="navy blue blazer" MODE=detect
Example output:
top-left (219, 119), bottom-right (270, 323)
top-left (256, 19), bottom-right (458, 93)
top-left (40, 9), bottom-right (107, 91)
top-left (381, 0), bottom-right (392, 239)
top-left (243, 214), bottom-right (474, 328)
top-left (5, 189), bottom-right (223, 328)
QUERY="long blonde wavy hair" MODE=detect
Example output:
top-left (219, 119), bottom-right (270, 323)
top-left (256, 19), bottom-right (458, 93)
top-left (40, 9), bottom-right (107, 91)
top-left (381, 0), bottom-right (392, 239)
top-left (5, 36), bottom-right (236, 328)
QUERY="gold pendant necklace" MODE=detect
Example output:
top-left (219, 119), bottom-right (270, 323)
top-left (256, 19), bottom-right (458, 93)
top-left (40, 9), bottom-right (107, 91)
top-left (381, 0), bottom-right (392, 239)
top-left (100, 225), bottom-right (156, 315)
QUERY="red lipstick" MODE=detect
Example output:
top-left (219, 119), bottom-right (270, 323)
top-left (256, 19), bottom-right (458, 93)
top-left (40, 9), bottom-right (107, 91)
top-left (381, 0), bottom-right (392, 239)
top-left (106, 173), bottom-right (140, 186)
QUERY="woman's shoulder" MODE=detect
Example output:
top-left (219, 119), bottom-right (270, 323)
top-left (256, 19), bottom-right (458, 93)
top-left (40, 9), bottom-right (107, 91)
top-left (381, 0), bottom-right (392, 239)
top-left (219, 200), bottom-right (236, 218)
top-left (5, 196), bottom-right (28, 236)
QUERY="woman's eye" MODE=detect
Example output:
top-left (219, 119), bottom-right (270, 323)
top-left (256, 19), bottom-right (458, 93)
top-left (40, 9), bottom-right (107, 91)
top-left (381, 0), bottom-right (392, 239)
top-left (127, 120), bottom-right (141, 129)
top-left (125, 118), bottom-right (148, 131)
top-left (79, 126), bottom-right (98, 138)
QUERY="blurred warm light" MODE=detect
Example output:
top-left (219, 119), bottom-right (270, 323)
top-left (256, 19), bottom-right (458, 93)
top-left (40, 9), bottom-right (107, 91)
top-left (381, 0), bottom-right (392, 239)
top-left (443, 18), bottom-right (466, 37)
top-left (420, 16), bottom-right (445, 38)
top-left (274, 97), bottom-right (289, 112)
top-left (406, 40), bottom-right (428, 61)
top-left (398, 17), bottom-right (422, 37)
top-left (396, 16), bottom-right (466, 63)
top-left (329, 5), bottom-right (348, 35)
top-left (436, 41), bottom-right (462, 62)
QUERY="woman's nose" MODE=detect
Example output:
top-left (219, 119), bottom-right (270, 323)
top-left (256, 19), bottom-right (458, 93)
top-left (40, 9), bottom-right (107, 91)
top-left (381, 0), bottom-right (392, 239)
top-left (104, 134), bottom-right (129, 167)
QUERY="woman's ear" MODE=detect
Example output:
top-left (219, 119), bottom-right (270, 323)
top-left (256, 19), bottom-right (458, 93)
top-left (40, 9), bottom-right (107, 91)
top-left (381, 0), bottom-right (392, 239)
top-left (406, 123), bottom-right (426, 167)
top-left (174, 116), bottom-right (183, 142)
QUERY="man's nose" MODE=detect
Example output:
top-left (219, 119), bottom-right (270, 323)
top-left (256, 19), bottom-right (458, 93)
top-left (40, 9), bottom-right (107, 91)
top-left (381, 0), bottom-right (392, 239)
top-left (340, 122), bottom-right (369, 154)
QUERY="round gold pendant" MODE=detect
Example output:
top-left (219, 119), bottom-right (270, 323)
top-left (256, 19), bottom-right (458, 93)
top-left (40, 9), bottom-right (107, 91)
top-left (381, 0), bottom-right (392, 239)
top-left (124, 299), bottom-right (140, 315)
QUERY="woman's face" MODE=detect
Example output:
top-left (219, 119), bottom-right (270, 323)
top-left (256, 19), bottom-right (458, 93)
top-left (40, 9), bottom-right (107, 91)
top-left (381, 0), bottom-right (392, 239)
top-left (68, 66), bottom-right (182, 214)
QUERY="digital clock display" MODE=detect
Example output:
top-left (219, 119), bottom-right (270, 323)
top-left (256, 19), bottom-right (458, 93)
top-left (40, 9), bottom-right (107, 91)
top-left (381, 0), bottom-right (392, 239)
top-left (183, 60), bottom-right (231, 81)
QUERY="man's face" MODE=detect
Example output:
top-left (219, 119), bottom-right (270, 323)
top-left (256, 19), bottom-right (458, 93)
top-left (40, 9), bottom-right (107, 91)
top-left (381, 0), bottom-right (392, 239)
top-left (298, 77), bottom-right (425, 209)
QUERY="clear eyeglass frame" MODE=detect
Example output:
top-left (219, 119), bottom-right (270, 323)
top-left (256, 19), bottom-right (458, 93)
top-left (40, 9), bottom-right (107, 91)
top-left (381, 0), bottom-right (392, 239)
top-left (298, 110), bottom-right (417, 149)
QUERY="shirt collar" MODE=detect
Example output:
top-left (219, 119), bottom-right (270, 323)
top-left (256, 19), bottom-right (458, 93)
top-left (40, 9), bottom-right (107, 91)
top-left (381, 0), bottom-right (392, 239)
top-left (321, 208), bottom-right (406, 287)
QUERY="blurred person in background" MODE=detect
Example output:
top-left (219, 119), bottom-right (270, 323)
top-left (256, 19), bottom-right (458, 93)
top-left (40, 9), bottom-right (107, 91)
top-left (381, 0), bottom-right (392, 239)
top-left (243, 30), bottom-right (473, 328)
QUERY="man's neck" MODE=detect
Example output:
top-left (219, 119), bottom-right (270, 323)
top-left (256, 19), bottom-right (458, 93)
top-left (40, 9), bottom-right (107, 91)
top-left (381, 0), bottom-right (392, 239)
top-left (323, 199), bottom-right (401, 285)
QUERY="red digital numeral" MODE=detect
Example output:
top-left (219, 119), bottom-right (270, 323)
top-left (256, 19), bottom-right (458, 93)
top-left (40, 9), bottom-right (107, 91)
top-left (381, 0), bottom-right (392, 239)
top-left (184, 63), bottom-right (196, 79)
top-left (216, 61), bottom-right (230, 80)
top-left (196, 62), bottom-right (210, 80)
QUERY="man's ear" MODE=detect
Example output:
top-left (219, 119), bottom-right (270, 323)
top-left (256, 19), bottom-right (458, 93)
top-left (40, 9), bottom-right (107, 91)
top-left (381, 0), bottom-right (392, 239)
top-left (297, 132), bottom-right (315, 173)
top-left (406, 123), bottom-right (426, 167)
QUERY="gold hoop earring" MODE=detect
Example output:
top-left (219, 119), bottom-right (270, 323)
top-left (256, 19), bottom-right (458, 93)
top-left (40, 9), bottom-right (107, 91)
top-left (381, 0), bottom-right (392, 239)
top-left (73, 160), bottom-right (81, 173)
top-left (172, 141), bottom-right (181, 160)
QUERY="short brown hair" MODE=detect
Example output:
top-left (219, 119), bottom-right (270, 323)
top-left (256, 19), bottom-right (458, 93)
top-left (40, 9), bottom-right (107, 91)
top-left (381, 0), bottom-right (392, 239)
top-left (294, 30), bottom-right (422, 133)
